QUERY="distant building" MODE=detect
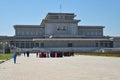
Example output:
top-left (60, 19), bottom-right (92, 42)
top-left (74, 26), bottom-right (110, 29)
top-left (0, 13), bottom-right (120, 53)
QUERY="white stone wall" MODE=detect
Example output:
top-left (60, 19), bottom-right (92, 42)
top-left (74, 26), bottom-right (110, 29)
top-left (78, 27), bottom-right (103, 37)
top-left (42, 41), bottom-right (97, 47)
top-left (44, 41), bottom-right (67, 47)
top-left (113, 41), bottom-right (120, 47)
top-left (45, 23), bottom-right (78, 36)
top-left (73, 41), bottom-right (96, 47)
top-left (15, 27), bottom-right (44, 37)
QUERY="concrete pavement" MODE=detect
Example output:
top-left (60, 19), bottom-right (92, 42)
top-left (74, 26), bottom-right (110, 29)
top-left (0, 54), bottom-right (120, 80)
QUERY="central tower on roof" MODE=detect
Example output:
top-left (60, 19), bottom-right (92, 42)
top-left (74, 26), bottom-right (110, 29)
top-left (41, 13), bottom-right (80, 37)
top-left (45, 13), bottom-right (77, 20)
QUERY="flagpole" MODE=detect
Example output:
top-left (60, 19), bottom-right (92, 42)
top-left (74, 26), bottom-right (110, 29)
top-left (59, 0), bottom-right (62, 13)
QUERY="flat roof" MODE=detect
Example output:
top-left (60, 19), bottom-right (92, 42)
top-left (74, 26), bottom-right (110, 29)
top-left (33, 38), bottom-right (112, 41)
top-left (78, 25), bottom-right (104, 28)
top-left (14, 25), bottom-right (43, 28)
top-left (47, 13), bottom-right (75, 15)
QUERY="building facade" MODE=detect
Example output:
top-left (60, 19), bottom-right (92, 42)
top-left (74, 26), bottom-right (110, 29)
top-left (0, 13), bottom-right (120, 53)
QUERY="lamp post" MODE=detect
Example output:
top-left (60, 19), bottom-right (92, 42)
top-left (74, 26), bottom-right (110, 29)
top-left (0, 41), bottom-right (7, 54)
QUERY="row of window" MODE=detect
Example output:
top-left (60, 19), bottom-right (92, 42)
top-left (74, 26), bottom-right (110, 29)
top-left (17, 31), bottom-right (42, 36)
top-left (57, 26), bottom-right (67, 30)
top-left (10, 42), bottom-right (113, 48)
top-left (79, 31), bottom-right (102, 36)
top-left (96, 42), bottom-right (113, 47)
top-left (11, 42), bottom-right (44, 48)
top-left (48, 16), bottom-right (73, 20)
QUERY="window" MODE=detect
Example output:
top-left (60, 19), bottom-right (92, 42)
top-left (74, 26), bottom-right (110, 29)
top-left (30, 32), bottom-right (33, 36)
top-left (59, 16), bottom-right (64, 19)
top-left (41, 43), bottom-right (44, 47)
top-left (65, 16), bottom-right (72, 20)
top-left (100, 42), bottom-right (103, 47)
top-left (31, 43), bottom-right (34, 48)
top-left (50, 16), bottom-right (58, 19)
top-left (63, 26), bottom-right (67, 30)
top-left (35, 43), bottom-right (39, 48)
top-left (22, 31), bottom-right (24, 35)
top-left (68, 43), bottom-right (73, 47)
top-left (21, 43), bottom-right (24, 48)
top-left (109, 42), bottom-right (113, 48)
top-left (26, 42), bottom-right (29, 48)
top-left (96, 43), bottom-right (98, 47)
top-left (17, 31), bottom-right (20, 36)
top-left (105, 43), bottom-right (108, 47)
top-left (16, 42), bottom-right (19, 47)
top-left (99, 32), bottom-right (102, 36)
top-left (36, 32), bottom-right (38, 36)
top-left (57, 26), bottom-right (67, 30)
top-left (10, 41), bottom-right (14, 46)
top-left (26, 31), bottom-right (29, 35)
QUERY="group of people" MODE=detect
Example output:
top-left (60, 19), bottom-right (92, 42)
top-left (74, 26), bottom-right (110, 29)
top-left (13, 51), bottom-right (74, 64)
top-left (36, 51), bottom-right (74, 58)
top-left (36, 51), bottom-right (63, 58)
top-left (24, 51), bottom-right (30, 57)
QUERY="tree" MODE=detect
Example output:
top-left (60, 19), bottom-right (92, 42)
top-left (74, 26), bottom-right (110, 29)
top-left (5, 44), bottom-right (10, 53)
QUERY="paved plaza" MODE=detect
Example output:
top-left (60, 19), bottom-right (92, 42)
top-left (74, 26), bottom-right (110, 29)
top-left (0, 54), bottom-right (120, 80)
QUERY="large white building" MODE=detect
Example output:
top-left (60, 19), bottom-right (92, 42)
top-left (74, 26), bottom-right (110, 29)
top-left (0, 13), bottom-right (120, 52)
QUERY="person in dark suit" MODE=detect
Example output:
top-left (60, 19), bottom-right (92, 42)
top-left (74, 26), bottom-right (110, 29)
top-left (27, 51), bottom-right (29, 57)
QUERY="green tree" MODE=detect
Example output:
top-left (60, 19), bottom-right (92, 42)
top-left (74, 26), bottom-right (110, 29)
top-left (5, 44), bottom-right (10, 53)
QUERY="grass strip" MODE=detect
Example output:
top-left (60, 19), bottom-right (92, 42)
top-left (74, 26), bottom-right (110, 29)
top-left (0, 54), bottom-right (13, 60)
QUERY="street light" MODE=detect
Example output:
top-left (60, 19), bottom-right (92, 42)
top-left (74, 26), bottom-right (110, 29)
top-left (0, 41), bottom-right (7, 54)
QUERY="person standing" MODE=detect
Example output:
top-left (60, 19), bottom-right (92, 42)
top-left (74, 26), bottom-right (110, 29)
top-left (24, 52), bottom-right (25, 56)
top-left (38, 52), bottom-right (41, 58)
top-left (13, 52), bottom-right (17, 64)
top-left (36, 52), bottom-right (38, 58)
top-left (27, 51), bottom-right (29, 57)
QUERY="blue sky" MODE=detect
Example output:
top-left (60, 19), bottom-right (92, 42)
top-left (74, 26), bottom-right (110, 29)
top-left (0, 0), bottom-right (120, 36)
